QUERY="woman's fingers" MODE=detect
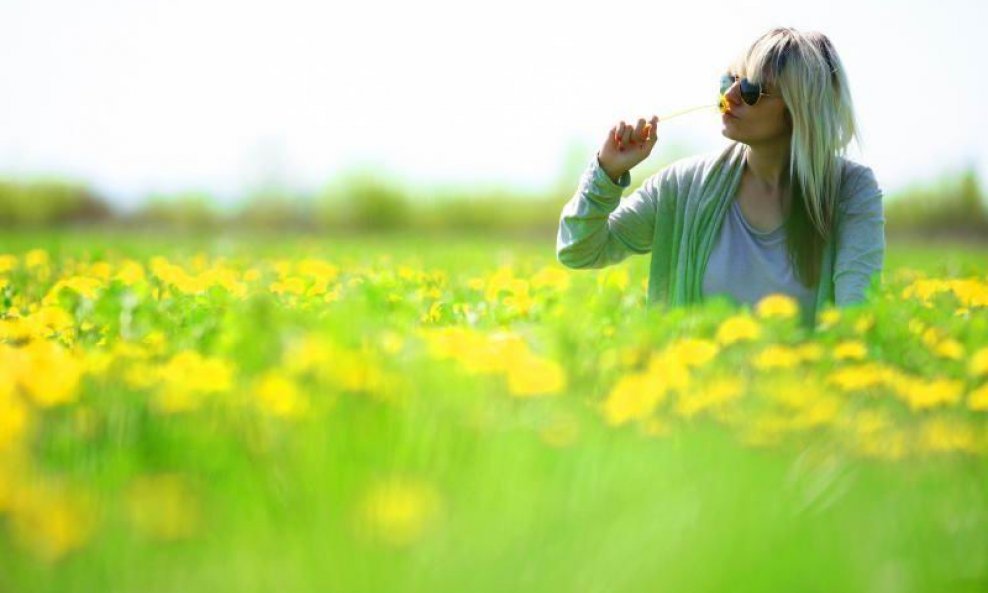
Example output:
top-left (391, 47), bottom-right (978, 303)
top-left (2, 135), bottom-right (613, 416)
top-left (633, 118), bottom-right (646, 143)
top-left (645, 115), bottom-right (659, 144)
top-left (610, 116), bottom-right (658, 152)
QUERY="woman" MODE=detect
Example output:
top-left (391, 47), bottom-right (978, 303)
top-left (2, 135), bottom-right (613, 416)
top-left (556, 27), bottom-right (885, 331)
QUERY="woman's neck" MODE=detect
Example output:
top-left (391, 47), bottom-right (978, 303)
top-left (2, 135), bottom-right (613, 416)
top-left (743, 141), bottom-right (791, 194)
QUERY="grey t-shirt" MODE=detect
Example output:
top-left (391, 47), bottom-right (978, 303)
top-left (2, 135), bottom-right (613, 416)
top-left (702, 197), bottom-right (817, 326)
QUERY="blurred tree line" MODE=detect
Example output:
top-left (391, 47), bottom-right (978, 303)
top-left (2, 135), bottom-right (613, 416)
top-left (1, 156), bottom-right (986, 240)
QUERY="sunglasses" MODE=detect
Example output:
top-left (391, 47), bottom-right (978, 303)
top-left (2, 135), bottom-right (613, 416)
top-left (719, 73), bottom-right (775, 106)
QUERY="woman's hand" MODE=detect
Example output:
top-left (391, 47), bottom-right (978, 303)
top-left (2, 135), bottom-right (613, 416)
top-left (597, 116), bottom-right (660, 184)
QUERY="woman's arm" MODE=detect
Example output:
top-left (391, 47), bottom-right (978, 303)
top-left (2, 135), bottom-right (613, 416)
top-left (834, 166), bottom-right (886, 306)
top-left (556, 153), bottom-right (659, 269)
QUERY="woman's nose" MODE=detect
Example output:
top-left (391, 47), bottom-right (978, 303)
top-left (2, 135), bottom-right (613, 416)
top-left (724, 78), bottom-right (743, 105)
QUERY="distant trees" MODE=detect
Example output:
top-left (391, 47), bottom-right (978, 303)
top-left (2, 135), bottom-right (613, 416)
top-left (1, 161), bottom-right (985, 240)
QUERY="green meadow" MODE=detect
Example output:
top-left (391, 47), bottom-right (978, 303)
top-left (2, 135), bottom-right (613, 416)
top-left (0, 231), bottom-right (986, 593)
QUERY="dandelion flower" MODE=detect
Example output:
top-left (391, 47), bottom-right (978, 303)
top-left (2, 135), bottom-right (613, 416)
top-left (967, 383), bottom-right (988, 411)
top-left (715, 313), bottom-right (762, 345)
top-left (602, 373), bottom-right (667, 426)
top-left (755, 293), bottom-right (799, 320)
top-left (506, 353), bottom-right (566, 397)
top-left (832, 340), bottom-right (868, 361)
top-left (934, 338), bottom-right (964, 360)
top-left (969, 347), bottom-right (988, 377)
top-left (752, 345), bottom-right (801, 370)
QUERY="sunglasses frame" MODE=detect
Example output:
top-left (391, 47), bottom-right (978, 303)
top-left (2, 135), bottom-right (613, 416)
top-left (720, 73), bottom-right (775, 107)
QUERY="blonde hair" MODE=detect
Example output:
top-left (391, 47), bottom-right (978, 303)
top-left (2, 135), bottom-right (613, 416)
top-left (729, 27), bottom-right (861, 287)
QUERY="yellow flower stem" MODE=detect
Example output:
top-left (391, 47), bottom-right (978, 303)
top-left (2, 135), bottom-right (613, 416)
top-left (658, 103), bottom-right (721, 121)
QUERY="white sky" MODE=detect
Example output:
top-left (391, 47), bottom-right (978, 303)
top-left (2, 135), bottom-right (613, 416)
top-left (1, 0), bottom-right (986, 210)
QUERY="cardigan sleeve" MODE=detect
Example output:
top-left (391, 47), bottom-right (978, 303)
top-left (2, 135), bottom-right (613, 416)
top-left (556, 153), bottom-right (659, 269)
top-left (833, 166), bottom-right (886, 306)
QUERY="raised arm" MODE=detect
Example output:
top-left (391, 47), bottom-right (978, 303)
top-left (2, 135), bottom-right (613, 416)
top-left (556, 153), bottom-right (659, 269)
top-left (556, 116), bottom-right (663, 269)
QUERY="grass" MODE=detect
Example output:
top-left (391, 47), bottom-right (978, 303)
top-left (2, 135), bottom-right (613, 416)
top-left (0, 230), bottom-right (986, 593)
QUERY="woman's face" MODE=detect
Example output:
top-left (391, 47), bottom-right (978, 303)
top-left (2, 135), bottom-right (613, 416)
top-left (720, 73), bottom-right (791, 145)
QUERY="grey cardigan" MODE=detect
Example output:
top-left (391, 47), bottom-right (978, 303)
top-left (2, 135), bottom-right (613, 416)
top-left (556, 141), bottom-right (886, 328)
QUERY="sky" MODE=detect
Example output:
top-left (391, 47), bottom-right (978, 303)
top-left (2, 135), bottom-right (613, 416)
top-left (1, 0), bottom-right (986, 211)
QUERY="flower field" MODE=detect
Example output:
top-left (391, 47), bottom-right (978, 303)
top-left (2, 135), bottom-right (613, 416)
top-left (1, 231), bottom-right (987, 592)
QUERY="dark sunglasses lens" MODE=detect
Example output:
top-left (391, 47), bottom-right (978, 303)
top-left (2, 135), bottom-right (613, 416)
top-left (719, 74), bottom-right (733, 95)
top-left (740, 79), bottom-right (761, 105)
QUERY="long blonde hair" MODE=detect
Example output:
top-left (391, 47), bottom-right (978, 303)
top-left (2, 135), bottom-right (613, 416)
top-left (729, 27), bottom-right (861, 288)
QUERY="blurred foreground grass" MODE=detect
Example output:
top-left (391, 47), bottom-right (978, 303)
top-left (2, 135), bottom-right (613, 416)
top-left (0, 230), bottom-right (986, 593)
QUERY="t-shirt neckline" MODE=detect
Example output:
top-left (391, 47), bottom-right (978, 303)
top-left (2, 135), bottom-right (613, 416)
top-left (732, 198), bottom-right (785, 238)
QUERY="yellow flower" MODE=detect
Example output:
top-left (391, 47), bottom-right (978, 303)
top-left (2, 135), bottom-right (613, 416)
top-left (8, 482), bottom-right (93, 563)
top-left (967, 383), bottom-right (988, 411)
top-left (64, 276), bottom-right (102, 299)
top-left (644, 353), bottom-right (692, 392)
top-left (760, 375), bottom-right (828, 410)
top-left (297, 259), bottom-right (340, 284)
top-left (719, 95), bottom-right (730, 113)
top-left (506, 352), bottom-right (566, 397)
top-left (715, 314), bottom-right (761, 346)
top-left (25, 249), bottom-right (49, 269)
top-left (0, 253), bottom-right (17, 273)
top-left (752, 345), bottom-right (801, 370)
top-left (507, 344), bottom-right (566, 397)
top-left (845, 408), bottom-right (889, 437)
top-left (0, 377), bottom-right (30, 452)
top-left (355, 476), bottom-right (442, 547)
top-left (894, 377), bottom-right (964, 411)
top-left (11, 340), bottom-right (84, 407)
top-left (738, 413), bottom-right (791, 447)
top-left (153, 351), bottom-right (235, 413)
top-left (253, 372), bottom-right (308, 418)
top-left (674, 376), bottom-right (743, 419)
top-left (270, 276), bottom-right (307, 296)
top-left (920, 327), bottom-right (942, 349)
top-left (502, 280), bottom-right (535, 316)
top-left (420, 301), bottom-right (444, 324)
top-left (601, 372), bottom-right (668, 426)
top-left (664, 338), bottom-right (720, 368)
top-left (825, 363), bottom-right (886, 392)
top-left (754, 293), bottom-right (799, 320)
top-left (817, 307), bottom-right (841, 328)
top-left (114, 260), bottom-right (146, 285)
top-left (853, 313), bottom-right (874, 334)
top-left (530, 266), bottom-right (571, 292)
top-left (794, 342), bottom-right (824, 363)
top-left (934, 338), bottom-right (964, 360)
top-left (917, 418), bottom-right (978, 454)
top-left (832, 340), bottom-right (868, 361)
top-left (855, 430), bottom-right (909, 461)
top-left (458, 330), bottom-right (526, 375)
top-left (790, 396), bottom-right (841, 429)
top-left (969, 347), bottom-right (988, 377)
